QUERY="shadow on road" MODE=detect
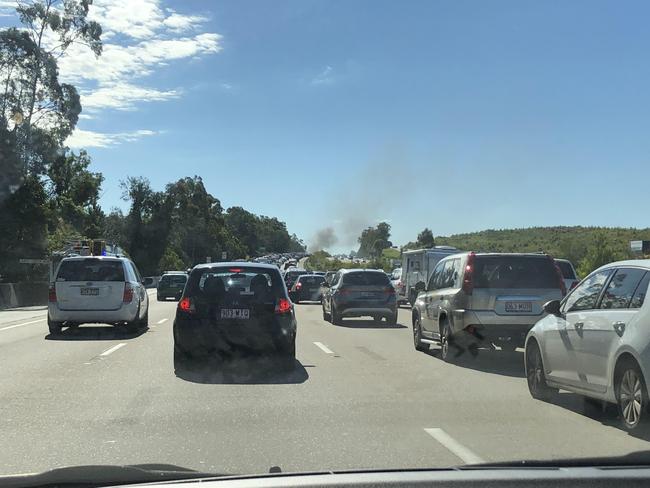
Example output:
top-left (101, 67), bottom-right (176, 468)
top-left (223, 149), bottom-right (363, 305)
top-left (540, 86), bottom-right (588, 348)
top-left (175, 357), bottom-right (309, 385)
top-left (333, 318), bottom-right (407, 329)
top-left (427, 347), bottom-right (526, 378)
top-left (45, 325), bottom-right (148, 341)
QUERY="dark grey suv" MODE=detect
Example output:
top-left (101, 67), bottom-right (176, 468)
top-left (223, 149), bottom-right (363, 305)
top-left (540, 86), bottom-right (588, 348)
top-left (321, 269), bottom-right (398, 325)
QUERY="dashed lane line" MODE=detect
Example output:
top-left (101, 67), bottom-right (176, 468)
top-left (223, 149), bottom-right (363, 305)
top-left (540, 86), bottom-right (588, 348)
top-left (313, 341), bottom-right (334, 354)
top-left (0, 318), bottom-right (46, 331)
top-left (99, 343), bottom-right (127, 357)
top-left (424, 428), bottom-right (485, 465)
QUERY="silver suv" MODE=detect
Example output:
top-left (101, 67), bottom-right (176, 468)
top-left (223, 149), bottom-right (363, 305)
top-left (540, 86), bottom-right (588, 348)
top-left (412, 252), bottom-right (565, 360)
top-left (48, 256), bottom-right (149, 334)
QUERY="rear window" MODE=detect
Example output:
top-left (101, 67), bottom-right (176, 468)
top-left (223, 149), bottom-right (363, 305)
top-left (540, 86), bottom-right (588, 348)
top-left (342, 271), bottom-right (390, 286)
top-left (187, 266), bottom-right (285, 302)
top-left (556, 261), bottom-right (576, 279)
top-left (56, 259), bottom-right (125, 282)
top-left (299, 276), bottom-right (325, 285)
top-left (474, 256), bottom-right (559, 289)
top-left (160, 275), bottom-right (187, 285)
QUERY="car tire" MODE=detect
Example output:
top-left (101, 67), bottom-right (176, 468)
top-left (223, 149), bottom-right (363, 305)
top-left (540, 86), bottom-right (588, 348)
top-left (332, 306), bottom-right (343, 326)
top-left (616, 359), bottom-right (648, 431)
top-left (386, 311), bottom-right (398, 326)
top-left (138, 307), bottom-right (149, 328)
top-left (174, 344), bottom-right (192, 371)
top-left (322, 303), bottom-right (331, 322)
top-left (157, 294), bottom-right (162, 301)
top-left (280, 340), bottom-right (296, 372)
top-left (526, 341), bottom-right (558, 401)
top-left (413, 315), bottom-right (429, 352)
top-left (373, 315), bottom-right (382, 324)
top-left (439, 322), bottom-right (454, 362)
top-left (47, 316), bottom-right (63, 335)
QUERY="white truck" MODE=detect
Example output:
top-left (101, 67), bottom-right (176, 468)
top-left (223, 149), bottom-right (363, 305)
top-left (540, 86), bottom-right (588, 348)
top-left (400, 246), bottom-right (460, 305)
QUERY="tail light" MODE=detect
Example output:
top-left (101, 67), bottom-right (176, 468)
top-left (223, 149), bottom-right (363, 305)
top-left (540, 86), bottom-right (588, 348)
top-left (275, 298), bottom-right (292, 314)
top-left (178, 296), bottom-right (194, 313)
top-left (548, 256), bottom-right (567, 296)
top-left (570, 280), bottom-right (579, 291)
top-left (295, 282), bottom-right (302, 290)
top-left (48, 284), bottom-right (57, 302)
top-left (462, 252), bottom-right (476, 295)
top-left (123, 283), bottom-right (134, 303)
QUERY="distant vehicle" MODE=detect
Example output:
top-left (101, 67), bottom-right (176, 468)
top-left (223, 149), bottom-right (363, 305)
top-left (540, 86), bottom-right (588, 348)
top-left (283, 259), bottom-right (298, 271)
top-left (157, 273), bottom-right (188, 301)
top-left (555, 258), bottom-right (579, 291)
top-left (48, 256), bottom-right (149, 334)
top-left (401, 247), bottom-right (460, 305)
top-left (322, 269), bottom-right (398, 325)
top-left (283, 269), bottom-right (309, 290)
top-left (526, 260), bottom-right (650, 431)
top-left (312, 271), bottom-right (326, 276)
top-left (412, 252), bottom-right (565, 360)
top-left (173, 262), bottom-right (296, 371)
top-left (290, 274), bottom-right (326, 303)
top-left (390, 267), bottom-right (406, 305)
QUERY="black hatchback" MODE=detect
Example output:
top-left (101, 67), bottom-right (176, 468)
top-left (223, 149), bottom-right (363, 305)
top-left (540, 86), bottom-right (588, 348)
top-left (173, 263), bottom-right (297, 370)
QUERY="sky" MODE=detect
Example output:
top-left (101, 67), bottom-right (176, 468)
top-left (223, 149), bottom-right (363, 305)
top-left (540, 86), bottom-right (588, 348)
top-left (2, 0), bottom-right (650, 252)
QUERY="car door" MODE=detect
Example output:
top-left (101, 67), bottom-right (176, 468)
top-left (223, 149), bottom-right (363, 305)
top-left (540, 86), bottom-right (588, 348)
top-left (324, 272), bottom-right (340, 313)
top-left (579, 268), bottom-right (648, 393)
top-left (420, 261), bottom-right (445, 334)
top-left (127, 261), bottom-right (147, 316)
top-left (544, 269), bottom-right (613, 388)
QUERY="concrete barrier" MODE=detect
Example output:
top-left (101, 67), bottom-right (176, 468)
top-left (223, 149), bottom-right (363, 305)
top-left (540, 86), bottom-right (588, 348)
top-left (0, 282), bottom-right (48, 309)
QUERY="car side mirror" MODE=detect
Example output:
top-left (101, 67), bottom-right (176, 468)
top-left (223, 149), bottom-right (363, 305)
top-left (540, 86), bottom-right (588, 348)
top-left (544, 300), bottom-right (562, 316)
top-left (414, 281), bottom-right (426, 293)
top-left (143, 277), bottom-right (154, 286)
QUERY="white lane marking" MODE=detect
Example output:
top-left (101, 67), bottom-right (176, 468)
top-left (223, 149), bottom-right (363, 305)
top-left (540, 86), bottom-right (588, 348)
top-left (0, 318), bottom-right (46, 331)
top-left (424, 428), bottom-right (485, 465)
top-left (313, 341), bottom-right (334, 354)
top-left (156, 318), bottom-right (168, 324)
top-left (100, 343), bottom-right (127, 357)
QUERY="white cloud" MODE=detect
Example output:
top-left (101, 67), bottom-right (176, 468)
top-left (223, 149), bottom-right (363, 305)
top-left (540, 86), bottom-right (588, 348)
top-left (66, 128), bottom-right (159, 148)
top-left (81, 83), bottom-right (181, 111)
top-left (163, 10), bottom-right (208, 32)
top-left (311, 65), bottom-right (334, 86)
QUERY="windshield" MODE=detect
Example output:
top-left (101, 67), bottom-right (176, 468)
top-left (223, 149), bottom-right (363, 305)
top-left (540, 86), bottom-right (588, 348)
top-left (3, 0), bottom-right (650, 481)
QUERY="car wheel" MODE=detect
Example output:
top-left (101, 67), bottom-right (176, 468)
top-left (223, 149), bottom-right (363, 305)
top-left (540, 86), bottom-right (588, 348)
top-left (373, 315), bottom-right (382, 324)
top-left (279, 340), bottom-right (296, 372)
top-left (322, 303), bottom-right (331, 322)
top-left (174, 345), bottom-right (192, 372)
top-left (47, 316), bottom-right (63, 335)
top-left (138, 307), bottom-right (149, 328)
top-left (526, 341), bottom-right (558, 401)
top-left (386, 311), bottom-right (398, 326)
top-left (413, 315), bottom-right (429, 352)
top-left (440, 322), bottom-right (454, 362)
top-left (616, 360), bottom-right (647, 431)
top-left (332, 306), bottom-right (343, 325)
top-left (157, 294), bottom-right (162, 301)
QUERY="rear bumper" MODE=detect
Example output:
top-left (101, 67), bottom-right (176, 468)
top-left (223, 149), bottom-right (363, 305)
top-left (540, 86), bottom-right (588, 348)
top-left (48, 301), bottom-right (138, 323)
top-left (451, 309), bottom-right (542, 347)
top-left (173, 318), bottom-right (296, 357)
top-left (339, 306), bottom-right (396, 318)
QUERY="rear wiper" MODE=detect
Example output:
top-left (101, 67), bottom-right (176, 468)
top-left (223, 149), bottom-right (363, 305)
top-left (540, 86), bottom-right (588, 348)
top-left (0, 464), bottom-right (228, 488)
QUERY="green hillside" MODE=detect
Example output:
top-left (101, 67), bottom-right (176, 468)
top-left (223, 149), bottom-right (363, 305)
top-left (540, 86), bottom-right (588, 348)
top-left (434, 226), bottom-right (650, 277)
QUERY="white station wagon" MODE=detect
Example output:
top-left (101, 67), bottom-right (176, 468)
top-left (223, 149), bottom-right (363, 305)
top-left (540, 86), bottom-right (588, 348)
top-left (48, 256), bottom-right (149, 334)
top-left (525, 259), bottom-right (650, 430)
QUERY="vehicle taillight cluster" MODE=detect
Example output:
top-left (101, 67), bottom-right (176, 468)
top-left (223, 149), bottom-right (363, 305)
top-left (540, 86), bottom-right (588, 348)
top-left (122, 283), bottom-right (134, 303)
top-left (178, 296), bottom-right (193, 313)
top-left (275, 298), bottom-right (292, 314)
top-left (295, 282), bottom-right (302, 290)
top-left (548, 255), bottom-right (568, 296)
top-left (48, 285), bottom-right (57, 303)
top-left (462, 252), bottom-right (475, 295)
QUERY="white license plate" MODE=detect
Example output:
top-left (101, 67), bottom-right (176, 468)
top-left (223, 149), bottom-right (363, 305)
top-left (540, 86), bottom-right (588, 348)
top-left (220, 309), bottom-right (250, 320)
top-left (80, 288), bottom-right (99, 296)
top-left (505, 302), bottom-right (532, 313)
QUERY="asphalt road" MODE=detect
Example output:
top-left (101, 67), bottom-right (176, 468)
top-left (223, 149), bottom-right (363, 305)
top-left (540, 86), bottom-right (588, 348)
top-left (1, 294), bottom-right (649, 476)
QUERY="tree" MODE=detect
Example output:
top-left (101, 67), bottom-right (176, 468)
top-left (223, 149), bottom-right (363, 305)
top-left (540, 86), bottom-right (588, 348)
top-left (416, 228), bottom-right (435, 248)
top-left (577, 233), bottom-right (624, 277)
top-left (357, 221), bottom-right (391, 258)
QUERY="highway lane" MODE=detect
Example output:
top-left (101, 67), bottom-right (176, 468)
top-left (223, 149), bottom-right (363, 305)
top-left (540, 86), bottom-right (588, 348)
top-left (0, 297), bottom-right (649, 476)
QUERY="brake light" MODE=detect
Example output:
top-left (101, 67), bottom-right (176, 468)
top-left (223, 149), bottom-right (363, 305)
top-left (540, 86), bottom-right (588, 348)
top-left (178, 296), bottom-right (193, 313)
top-left (549, 256), bottom-right (567, 296)
top-left (462, 252), bottom-right (475, 295)
top-left (123, 283), bottom-right (134, 303)
top-left (295, 282), bottom-right (302, 290)
top-left (48, 284), bottom-right (57, 302)
top-left (229, 268), bottom-right (242, 273)
top-left (275, 298), bottom-right (292, 314)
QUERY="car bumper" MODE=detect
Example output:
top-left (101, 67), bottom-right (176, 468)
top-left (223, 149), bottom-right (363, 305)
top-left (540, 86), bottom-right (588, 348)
top-left (173, 318), bottom-right (296, 357)
top-left (339, 306), bottom-right (396, 318)
top-left (48, 302), bottom-right (139, 323)
top-left (451, 309), bottom-right (541, 347)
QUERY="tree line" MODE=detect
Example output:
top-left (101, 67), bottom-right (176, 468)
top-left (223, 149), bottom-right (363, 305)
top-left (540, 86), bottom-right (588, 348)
top-left (0, 1), bottom-right (303, 281)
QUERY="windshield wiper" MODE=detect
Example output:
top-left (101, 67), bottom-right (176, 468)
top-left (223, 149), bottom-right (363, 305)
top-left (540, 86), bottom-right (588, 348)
top-left (0, 464), bottom-right (228, 488)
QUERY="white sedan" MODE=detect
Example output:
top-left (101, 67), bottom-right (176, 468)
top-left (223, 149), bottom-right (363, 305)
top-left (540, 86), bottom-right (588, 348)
top-left (525, 259), bottom-right (650, 431)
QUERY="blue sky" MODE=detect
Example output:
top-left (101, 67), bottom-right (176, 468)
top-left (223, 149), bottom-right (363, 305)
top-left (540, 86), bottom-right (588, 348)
top-left (2, 0), bottom-right (650, 252)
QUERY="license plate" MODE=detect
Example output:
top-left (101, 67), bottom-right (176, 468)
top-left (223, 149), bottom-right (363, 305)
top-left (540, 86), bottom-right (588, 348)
top-left (80, 288), bottom-right (99, 296)
top-left (220, 309), bottom-right (250, 320)
top-left (505, 301), bottom-right (532, 313)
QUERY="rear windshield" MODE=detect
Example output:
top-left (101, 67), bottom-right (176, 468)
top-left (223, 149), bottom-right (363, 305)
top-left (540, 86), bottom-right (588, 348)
top-left (285, 271), bottom-right (308, 280)
top-left (474, 256), bottom-right (559, 289)
top-left (556, 261), bottom-right (576, 279)
top-left (342, 271), bottom-right (390, 286)
top-left (56, 259), bottom-right (125, 282)
top-left (187, 266), bottom-right (285, 302)
top-left (298, 276), bottom-right (325, 285)
top-left (160, 275), bottom-right (187, 285)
